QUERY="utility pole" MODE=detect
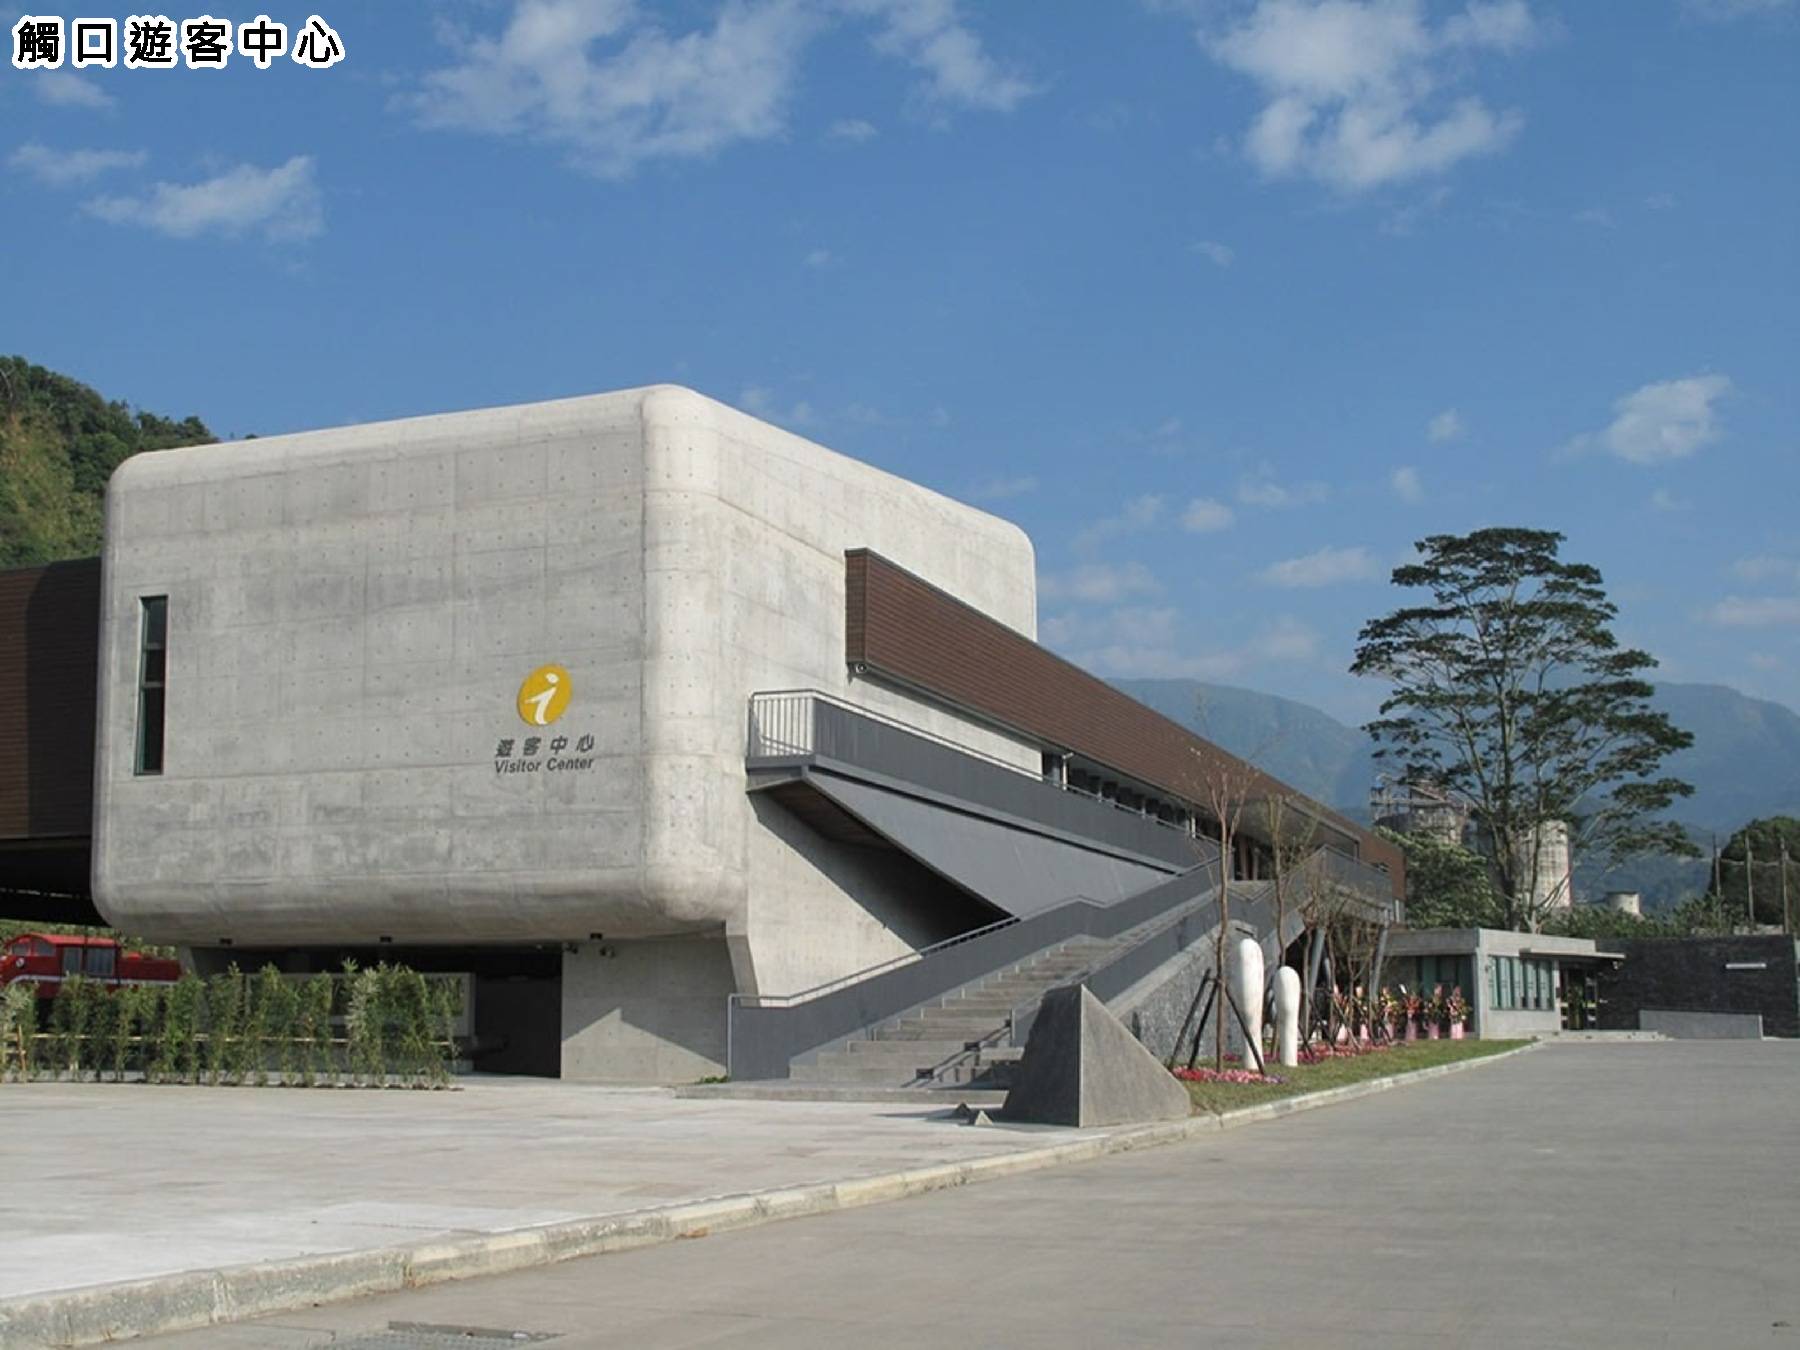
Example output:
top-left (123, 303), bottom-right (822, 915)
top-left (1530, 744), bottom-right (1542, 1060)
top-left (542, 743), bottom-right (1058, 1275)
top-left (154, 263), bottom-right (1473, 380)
top-left (1782, 842), bottom-right (1792, 938)
top-left (1746, 837), bottom-right (1757, 931)
top-left (1712, 835), bottom-right (1723, 930)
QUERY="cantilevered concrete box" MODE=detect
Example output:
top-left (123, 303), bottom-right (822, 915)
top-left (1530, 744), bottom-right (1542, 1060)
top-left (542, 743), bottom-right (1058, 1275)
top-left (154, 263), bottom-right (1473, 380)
top-left (93, 386), bottom-right (1037, 1077)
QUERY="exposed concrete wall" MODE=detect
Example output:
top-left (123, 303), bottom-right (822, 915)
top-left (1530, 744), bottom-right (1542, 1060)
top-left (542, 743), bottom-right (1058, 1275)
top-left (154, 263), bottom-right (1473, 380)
top-left (93, 386), bottom-right (1037, 956)
top-left (1639, 1008), bottom-right (1764, 1039)
top-left (739, 795), bottom-right (970, 997)
top-left (1478, 1006), bottom-right (1565, 1039)
top-left (1117, 935), bottom-right (1223, 1066)
top-left (561, 935), bottom-right (737, 1083)
top-left (93, 385), bottom-right (1040, 1079)
top-left (1111, 916), bottom-right (1289, 1065)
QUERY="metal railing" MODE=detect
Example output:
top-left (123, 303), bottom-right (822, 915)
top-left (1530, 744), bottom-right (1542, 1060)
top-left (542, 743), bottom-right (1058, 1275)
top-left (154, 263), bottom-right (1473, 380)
top-left (725, 859), bottom-right (1229, 1081)
top-left (747, 689), bottom-right (1199, 839)
top-left (748, 688), bottom-right (1052, 780)
top-left (733, 912), bottom-right (1023, 1010)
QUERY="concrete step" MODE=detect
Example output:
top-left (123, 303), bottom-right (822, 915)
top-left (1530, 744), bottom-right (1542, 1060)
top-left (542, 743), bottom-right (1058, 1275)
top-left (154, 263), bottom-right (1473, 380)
top-left (879, 1022), bottom-right (1012, 1041)
top-left (963, 979), bottom-right (1077, 998)
top-left (844, 1038), bottom-right (974, 1057)
top-left (677, 1080), bottom-right (1008, 1105)
top-left (927, 1059), bottom-right (1020, 1088)
top-left (791, 1061), bottom-right (937, 1085)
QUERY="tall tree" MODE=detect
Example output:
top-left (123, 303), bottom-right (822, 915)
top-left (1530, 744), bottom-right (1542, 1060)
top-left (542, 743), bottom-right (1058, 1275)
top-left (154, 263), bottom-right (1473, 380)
top-left (1374, 826), bottom-right (1503, 930)
top-left (1351, 528), bottom-right (1696, 932)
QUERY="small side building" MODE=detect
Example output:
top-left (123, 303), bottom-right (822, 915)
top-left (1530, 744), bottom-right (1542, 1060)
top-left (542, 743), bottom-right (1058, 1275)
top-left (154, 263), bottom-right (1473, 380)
top-left (1383, 928), bottom-right (1622, 1038)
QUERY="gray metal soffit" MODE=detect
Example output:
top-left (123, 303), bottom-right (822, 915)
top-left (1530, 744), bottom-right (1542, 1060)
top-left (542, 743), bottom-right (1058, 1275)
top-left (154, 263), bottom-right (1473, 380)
top-left (797, 772), bottom-right (1177, 918)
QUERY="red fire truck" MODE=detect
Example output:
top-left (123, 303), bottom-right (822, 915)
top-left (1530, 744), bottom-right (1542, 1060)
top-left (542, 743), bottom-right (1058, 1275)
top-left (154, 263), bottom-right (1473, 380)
top-left (0, 933), bottom-right (183, 1001)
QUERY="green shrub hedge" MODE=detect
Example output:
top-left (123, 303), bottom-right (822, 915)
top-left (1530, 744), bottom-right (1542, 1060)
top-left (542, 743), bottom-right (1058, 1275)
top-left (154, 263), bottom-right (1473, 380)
top-left (0, 962), bottom-right (462, 1087)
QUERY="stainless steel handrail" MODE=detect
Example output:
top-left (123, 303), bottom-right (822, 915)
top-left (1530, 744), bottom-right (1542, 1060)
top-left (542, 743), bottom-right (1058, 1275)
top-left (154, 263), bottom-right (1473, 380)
top-left (730, 911), bottom-right (1023, 1010)
top-left (746, 689), bottom-right (1199, 838)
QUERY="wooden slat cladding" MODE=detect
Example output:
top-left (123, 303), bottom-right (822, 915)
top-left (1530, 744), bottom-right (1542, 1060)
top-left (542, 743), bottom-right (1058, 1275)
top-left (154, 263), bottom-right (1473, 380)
top-left (844, 549), bottom-right (1403, 896)
top-left (0, 559), bottom-right (101, 842)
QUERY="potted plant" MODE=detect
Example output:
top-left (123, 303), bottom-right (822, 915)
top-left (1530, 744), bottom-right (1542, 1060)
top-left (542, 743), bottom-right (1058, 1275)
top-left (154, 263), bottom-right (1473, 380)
top-left (1380, 987), bottom-right (1404, 1042)
top-left (1403, 991), bottom-right (1422, 1041)
top-left (1446, 986), bottom-right (1469, 1040)
top-left (1424, 985), bottom-right (1446, 1038)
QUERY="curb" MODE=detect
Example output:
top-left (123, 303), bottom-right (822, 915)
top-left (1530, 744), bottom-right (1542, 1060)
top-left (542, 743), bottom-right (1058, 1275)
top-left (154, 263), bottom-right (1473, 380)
top-left (0, 1042), bottom-right (1536, 1348)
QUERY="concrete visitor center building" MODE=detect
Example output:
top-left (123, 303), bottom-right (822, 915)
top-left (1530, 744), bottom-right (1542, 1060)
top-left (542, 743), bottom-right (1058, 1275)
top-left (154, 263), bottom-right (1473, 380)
top-left (1, 386), bottom-right (1402, 1082)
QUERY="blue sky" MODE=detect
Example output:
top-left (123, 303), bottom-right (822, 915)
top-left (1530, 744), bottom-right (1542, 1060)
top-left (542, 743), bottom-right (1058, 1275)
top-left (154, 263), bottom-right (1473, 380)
top-left (5, 0), bottom-right (1797, 723)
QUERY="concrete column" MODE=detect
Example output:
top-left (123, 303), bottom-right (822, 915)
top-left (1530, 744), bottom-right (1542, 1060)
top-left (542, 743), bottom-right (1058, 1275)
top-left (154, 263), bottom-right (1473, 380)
top-left (561, 934), bottom-right (736, 1083)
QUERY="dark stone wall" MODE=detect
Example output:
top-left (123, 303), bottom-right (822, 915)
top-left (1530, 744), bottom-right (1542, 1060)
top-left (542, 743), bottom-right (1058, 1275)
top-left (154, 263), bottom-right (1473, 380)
top-left (1598, 936), bottom-right (1800, 1038)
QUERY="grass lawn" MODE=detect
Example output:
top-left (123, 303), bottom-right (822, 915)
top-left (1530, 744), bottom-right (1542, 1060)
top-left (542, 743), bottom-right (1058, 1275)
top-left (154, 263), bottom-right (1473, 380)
top-left (1179, 1039), bottom-right (1529, 1116)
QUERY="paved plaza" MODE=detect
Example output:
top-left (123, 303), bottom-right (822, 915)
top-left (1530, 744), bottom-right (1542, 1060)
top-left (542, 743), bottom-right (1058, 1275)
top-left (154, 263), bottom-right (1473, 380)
top-left (127, 1042), bottom-right (1800, 1350)
top-left (0, 1078), bottom-right (1085, 1302)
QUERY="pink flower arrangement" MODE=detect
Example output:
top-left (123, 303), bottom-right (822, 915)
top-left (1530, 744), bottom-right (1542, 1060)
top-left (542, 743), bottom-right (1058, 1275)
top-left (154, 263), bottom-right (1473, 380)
top-left (1173, 1067), bottom-right (1285, 1085)
top-left (1297, 1040), bottom-right (1394, 1063)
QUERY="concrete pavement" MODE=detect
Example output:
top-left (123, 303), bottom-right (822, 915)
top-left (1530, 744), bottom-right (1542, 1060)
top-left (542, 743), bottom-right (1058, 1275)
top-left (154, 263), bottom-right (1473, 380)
top-left (0, 1078), bottom-right (1090, 1303)
top-left (129, 1042), bottom-right (1800, 1350)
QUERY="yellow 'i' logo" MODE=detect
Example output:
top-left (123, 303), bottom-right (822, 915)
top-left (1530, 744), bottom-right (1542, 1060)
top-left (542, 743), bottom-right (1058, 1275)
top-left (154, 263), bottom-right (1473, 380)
top-left (517, 665), bottom-right (572, 727)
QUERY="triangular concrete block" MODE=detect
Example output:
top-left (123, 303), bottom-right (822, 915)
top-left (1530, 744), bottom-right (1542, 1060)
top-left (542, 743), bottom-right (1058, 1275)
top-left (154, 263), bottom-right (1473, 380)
top-left (1002, 984), bottom-right (1193, 1128)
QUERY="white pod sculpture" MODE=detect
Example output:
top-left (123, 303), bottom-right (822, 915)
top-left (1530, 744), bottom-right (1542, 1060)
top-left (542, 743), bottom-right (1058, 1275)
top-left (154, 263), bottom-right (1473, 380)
top-left (1273, 966), bottom-right (1301, 1067)
top-left (1231, 937), bottom-right (1266, 1072)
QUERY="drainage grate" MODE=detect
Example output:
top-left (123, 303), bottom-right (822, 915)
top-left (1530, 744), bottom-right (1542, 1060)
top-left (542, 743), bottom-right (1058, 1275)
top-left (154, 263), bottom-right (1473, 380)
top-left (326, 1324), bottom-right (560, 1350)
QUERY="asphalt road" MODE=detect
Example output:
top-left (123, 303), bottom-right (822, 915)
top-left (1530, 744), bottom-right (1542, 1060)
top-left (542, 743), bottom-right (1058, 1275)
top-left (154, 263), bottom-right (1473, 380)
top-left (143, 1041), bottom-right (1800, 1350)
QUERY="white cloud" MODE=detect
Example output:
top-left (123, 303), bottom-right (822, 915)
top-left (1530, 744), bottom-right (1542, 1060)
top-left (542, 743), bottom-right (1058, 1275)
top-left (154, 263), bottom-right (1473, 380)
top-left (1733, 555), bottom-right (1800, 584)
top-left (846, 0), bottom-right (1038, 113)
top-left (1427, 408), bottom-right (1464, 442)
top-left (1645, 191), bottom-right (1677, 211)
top-left (1567, 374), bottom-right (1733, 465)
top-left (1574, 206), bottom-right (1615, 228)
top-left (1075, 493), bottom-right (1165, 553)
top-left (33, 72), bottom-right (114, 109)
top-left (966, 473), bottom-right (1038, 502)
top-left (1203, 0), bottom-right (1536, 191)
top-left (407, 0), bottom-right (820, 178)
top-left (9, 143), bottom-right (145, 186)
top-left (1236, 468), bottom-right (1329, 509)
top-left (1046, 606), bottom-right (1322, 680)
top-left (738, 384), bottom-right (816, 427)
top-left (1706, 596), bottom-right (1800, 628)
top-left (1039, 562), bottom-right (1161, 604)
top-left (1390, 465), bottom-right (1424, 503)
top-left (1180, 497), bottom-right (1235, 533)
top-left (804, 247), bottom-right (835, 268)
top-left (405, 1), bottom-right (1029, 176)
top-left (1191, 239), bottom-right (1234, 267)
top-left (1257, 544), bottom-right (1381, 588)
top-left (1650, 488), bottom-right (1687, 512)
top-left (84, 156), bottom-right (322, 241)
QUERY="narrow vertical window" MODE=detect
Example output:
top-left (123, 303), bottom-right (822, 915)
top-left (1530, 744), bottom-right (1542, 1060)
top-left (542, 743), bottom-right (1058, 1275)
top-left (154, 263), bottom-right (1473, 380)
top-left (136, 596), bottom-right (167, 775)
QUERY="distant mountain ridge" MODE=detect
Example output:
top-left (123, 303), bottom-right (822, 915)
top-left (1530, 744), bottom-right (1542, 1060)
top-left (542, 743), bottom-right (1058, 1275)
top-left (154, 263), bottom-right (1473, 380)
top-left (1113, 675), bottom-right (1800, 911)
top-left (1112, 676), bottom-right (1800, 838)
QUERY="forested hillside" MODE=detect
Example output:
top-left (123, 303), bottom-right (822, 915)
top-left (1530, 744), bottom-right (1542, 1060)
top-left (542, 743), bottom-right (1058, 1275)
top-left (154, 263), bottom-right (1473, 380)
top-left (0, 356), bottom-right (214, 568)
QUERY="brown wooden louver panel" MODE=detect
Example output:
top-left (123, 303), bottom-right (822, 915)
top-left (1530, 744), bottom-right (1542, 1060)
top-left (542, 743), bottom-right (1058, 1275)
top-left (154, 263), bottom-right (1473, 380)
top-left (845, 548), bottom-right (1403, 897)
top-left (0, 558), bottom-right (101, 842)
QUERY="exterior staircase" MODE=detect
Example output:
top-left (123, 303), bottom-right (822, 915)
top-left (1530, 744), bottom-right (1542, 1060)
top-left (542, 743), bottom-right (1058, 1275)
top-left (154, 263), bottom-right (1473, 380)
top-left (789, 896), bottom-right (1223, 1091)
